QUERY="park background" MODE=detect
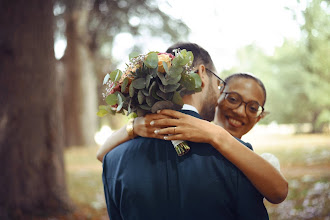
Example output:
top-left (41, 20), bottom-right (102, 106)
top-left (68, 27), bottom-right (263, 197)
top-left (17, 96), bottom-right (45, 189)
top-left (0, 0), bottom-right (329, 219)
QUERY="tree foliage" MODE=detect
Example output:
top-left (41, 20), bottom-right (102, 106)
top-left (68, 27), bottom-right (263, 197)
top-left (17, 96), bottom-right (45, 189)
top-left (221, 0), bottom-right (330, 132)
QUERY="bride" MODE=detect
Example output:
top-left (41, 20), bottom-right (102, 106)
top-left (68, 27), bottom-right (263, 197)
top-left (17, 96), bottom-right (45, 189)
top-left (97, 72), bottom-right (288, 204)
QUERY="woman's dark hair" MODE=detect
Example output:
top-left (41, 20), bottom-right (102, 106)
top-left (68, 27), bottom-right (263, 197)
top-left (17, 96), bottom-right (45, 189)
top-left (225, 73), bottom-right (267, 106)
top-left (166, 42), bottom-right (216, 77)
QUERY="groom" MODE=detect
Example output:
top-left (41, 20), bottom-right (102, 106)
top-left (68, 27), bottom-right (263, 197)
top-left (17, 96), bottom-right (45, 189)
top-left (102, 43), bottom-right (269, 219)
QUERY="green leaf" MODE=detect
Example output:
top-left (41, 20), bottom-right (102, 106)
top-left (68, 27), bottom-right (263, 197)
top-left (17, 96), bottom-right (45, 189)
top-left (142, 89), bottom-right (149, 96)
top-left (180, 74), bottom-right (195, 91)
top-left (121, 77), bottom-right (129, 93)
top-left (190, 72), bottom-right (202, 89)
top-left (149, 66), bottom-right (158, 77)
top-left (167, 72), bottom-right (182, 85)
top-left (164, 83), bottom-right (181, 92)
top-left (144, 52), bottom-right (158, 68)
top-left (151, 101), bottom-right (175, 113)
top-left (110, 69), bottom-right (123, 82)
top-left (99, 105), bottom-right (108, 110)
top-left (156, 90), bottom-right (169, 100)
top-left (129, 52), bottom-right (140, 60)
top-left (129, 83), bottom-right (135, 97)
top-left (157, 72), bottom-right (168, 85)
top-left (146, 96), bottom-right (156, 107)
top-left (103, 73), bottom-right (110, 85)
top-left (140, 104), bottom-right (151, 111)
top-left (146, 74), bottom-right (152, 88)
top-left (138, 90), bottom-right (145, 104)
top-left (116, 93), bottom-right (125, 111)
top-left (172, 91), bottom-right (184, 106)
top-left (148, 81), bottom-right (157, 95)
top-left (163, 61), bottom-right (169, 73)
top-left (97, 109), bottom-right (108, 117)
top-left (106, 94), bottom-right (117, 105)
top-left (132, 78), bottom-right (146, 89)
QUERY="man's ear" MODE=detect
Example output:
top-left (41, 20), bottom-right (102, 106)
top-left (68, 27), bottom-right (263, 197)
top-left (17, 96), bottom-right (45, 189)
top-left (196, 64), bottom-right (207, 88)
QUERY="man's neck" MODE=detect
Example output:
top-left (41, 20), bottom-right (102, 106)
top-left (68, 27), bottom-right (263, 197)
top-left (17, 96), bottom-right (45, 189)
top-left (182, 95), bottom-right (202, 113)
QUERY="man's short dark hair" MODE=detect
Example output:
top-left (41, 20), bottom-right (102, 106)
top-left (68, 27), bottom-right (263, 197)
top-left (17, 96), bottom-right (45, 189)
top-left (166, 42), bottom-right (217, 77)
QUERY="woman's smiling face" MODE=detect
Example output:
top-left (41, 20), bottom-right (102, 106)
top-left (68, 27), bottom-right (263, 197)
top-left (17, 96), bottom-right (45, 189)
top-left (214, 77), bottom-right (265, 139)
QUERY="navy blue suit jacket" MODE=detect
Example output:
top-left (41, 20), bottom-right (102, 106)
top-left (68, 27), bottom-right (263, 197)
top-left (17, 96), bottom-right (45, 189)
top-left (102, 110), bottom-right (269, 220)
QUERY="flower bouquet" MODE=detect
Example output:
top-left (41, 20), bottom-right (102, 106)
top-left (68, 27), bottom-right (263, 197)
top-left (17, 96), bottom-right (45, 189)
top-left (97, 49), bottom-right (202, 156)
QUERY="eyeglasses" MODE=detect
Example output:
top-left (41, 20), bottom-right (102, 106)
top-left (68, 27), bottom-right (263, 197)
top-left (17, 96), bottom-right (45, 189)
top-left (194, 68), bottom-right (226, 91)
top-left (223, 92), bottom-right (264, 117)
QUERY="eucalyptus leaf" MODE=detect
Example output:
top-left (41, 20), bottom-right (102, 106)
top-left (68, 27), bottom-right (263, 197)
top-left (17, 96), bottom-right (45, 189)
top-left (156, 90), bottom-right (169, 100)
top-left (144, 52), bottom-right (158, 69)
top-left (121, 77), bottom-right (129, 93)
top-left (142, 89), bottom-right (149, 96)
top-left (149, 66), bottom-right (158, 77)
top-left (103, 73), bottom-right (110, 85)
top-left (157, 72), bottom-right (168, 85)
top-left (97, 109), bottom-right (108, 117)
top-left (166, 73), bottom-right (182, 85)
top-left (132, 78), bottom-right (146, 89)
top-left (151, 101), bottom-right (175, 113)
top-left (164, 83), bottom-right (181, 92)
top-left (129, 52), bottom-right (140, 60)
top-left (172, 91), bottom-right (184, 106)
top-left (116, 93), bottom-right (125, 111)
top-left (168, 66), bottom-right (183, 76)
top-left (148, 81), bottom-right (157, 95)
top-left (158, 83), bottom-right (165, 93)
top-left (190, 72), bottom-right (202, 89)
top-left (180, 74), bottom-right (195, 91)
top-left (99, 105), bottom-right (108, 110)
top-left (128, 98), bottom-right (132, 113)
top-left (129, 83), bottom-right (135, 97)
top-left (106, 94), bottom-right (117, 105)
top-left (146, 96), bottom-right (156, 107)
top-left (110, 69), bottom-right (123, 82)
top-left (140, 104), bottom-right (151, 111)
top-left (163, 61), bottom-right (169, 73)
top-left (146, 74), bottom-right (152, 88)
top-left (138, 90), bottom-right (145, 104)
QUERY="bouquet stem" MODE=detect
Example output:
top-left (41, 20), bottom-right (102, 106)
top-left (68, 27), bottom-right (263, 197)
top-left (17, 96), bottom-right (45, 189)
top-left (171, 140), bottom-right (190, 156)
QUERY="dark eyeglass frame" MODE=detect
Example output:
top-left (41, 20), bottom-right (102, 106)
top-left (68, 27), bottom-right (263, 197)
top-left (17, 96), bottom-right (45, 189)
top-left (194, 68), bottom-right (226, 91)
top-left (223, 92), bottom-right (265, 118)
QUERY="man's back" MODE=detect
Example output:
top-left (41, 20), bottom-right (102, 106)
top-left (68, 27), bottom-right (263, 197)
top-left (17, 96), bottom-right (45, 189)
top-left (103, 112), bottom-right (269, 220)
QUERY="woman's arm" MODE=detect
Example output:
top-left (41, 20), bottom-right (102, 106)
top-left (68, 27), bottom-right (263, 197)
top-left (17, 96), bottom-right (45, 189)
top-left (96, 125), bottom-right (131, 162)
top-left (152, 109), bottom-right (288, 204)
top-left (96, 114), bottom-right (169, 162)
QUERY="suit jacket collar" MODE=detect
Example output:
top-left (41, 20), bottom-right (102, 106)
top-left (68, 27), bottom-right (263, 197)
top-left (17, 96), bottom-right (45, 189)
top-left (179, 109), bottom-right (202, 119)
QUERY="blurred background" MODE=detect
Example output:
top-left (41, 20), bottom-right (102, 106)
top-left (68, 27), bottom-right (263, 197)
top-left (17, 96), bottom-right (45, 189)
top-left (0, 0), bottom-right (329, 219)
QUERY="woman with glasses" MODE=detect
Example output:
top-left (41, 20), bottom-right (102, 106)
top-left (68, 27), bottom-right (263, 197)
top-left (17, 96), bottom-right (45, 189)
top-left (97, 73), bottom-right (288, 204)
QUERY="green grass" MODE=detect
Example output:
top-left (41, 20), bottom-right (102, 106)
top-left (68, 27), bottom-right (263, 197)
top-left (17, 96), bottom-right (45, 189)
top-left (64, 134), bottom-right (330, 219)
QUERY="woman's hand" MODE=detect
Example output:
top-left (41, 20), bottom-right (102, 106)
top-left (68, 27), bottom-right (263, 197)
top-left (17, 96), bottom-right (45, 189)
top-left (133, 113), bottom-right (171, 139)
top-left (150, 109), bottom-right (224, 145)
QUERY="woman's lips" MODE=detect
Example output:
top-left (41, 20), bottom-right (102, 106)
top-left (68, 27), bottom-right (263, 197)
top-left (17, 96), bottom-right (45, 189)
top-left (227, 117), bottom-right (244, 128)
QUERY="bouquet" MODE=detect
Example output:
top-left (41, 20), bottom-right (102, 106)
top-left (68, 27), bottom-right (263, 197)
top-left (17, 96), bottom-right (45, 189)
top-left (97, 49), bottom-right (202, 156)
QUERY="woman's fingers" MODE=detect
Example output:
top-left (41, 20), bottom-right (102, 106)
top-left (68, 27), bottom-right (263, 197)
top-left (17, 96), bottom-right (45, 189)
top-left (157, 109), bottom-right (188, 119)
top-left (154, 127), bottom-right (177, 135)
top-left (150, 118), bottom-right (181, 127)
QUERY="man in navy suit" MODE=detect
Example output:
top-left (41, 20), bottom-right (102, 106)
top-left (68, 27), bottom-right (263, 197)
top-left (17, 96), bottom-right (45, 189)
top-left (102, 43), bottom-right (269, 219)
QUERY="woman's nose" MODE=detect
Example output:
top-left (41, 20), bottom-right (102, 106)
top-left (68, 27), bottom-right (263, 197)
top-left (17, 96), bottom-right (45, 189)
top-left (232, 103), bottom-right (247, 116)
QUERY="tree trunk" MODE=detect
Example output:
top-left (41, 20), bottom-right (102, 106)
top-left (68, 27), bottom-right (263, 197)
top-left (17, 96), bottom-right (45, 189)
top-left (62, 8), bottom-right (98, 147)
top-left (0, 0), bottom-right (72, 218)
